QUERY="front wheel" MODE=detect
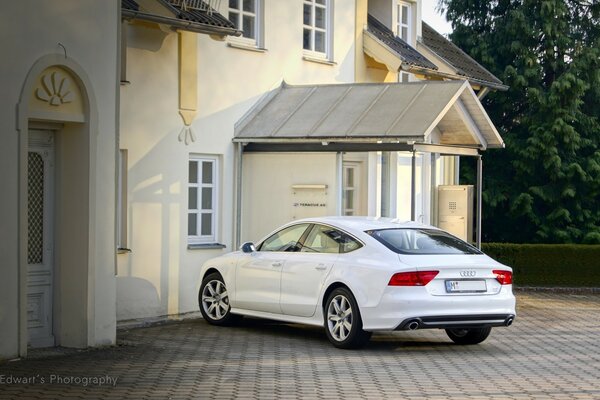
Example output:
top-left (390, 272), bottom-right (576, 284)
top-left (199, 273), bottom-right (240, 326)
top-left (324, 288), bottom-right (372, 349)
top-left (445, 327), bottom-right (492, 345)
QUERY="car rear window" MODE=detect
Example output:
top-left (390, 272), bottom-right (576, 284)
top-left (366, 228), bottom-right (482, 255)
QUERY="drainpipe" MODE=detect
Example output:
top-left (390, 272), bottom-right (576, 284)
top-left (234, 142), bottom-right (243, 249)
top-left (411, 150), bottom-right (416, 221)
top-left (476, 155), bottom-right (483, 249)
top-left (336, 152), bottom-right (343, 215)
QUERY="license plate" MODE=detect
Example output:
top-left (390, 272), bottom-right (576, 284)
top-left (445, 280), bottom-right (487, 293)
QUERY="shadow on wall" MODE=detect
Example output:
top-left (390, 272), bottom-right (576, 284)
top-left (116, 277), bottom-right (160, 320)
top-left (116, 16), bottom-right (358, 319)
top-left (116, 96), bottom-right (259, 320)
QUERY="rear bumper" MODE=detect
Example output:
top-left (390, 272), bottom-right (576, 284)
top-left (360, 286), bottom-right (516, 331)
top-left (395, 314), bottom-right (515, 331)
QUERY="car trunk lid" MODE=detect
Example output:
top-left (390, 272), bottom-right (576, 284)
top-left (397, 254), bottom-right (509, 296)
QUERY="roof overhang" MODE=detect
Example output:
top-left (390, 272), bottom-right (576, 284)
top-left (363, 15), bottom-right (438, 75)
top-left (418, 22), bottom-right (508, 91)
top-left (417, 42), bottom-right (509, 91)
top-left (363, 30), bottom-right (402, 72)
top-left (234, 81), bottom-right (504, 153)
top-left (122, 0), bottom-right (241, 37)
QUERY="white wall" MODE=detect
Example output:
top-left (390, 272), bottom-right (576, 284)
top-left (369, 0), bottom-right (393, 28)
top-left (117, 0), bottom-right (356, 321)
top-left (242, 153), bottom-right (339, 243)
top-left (0, 0), bottom-right (118, 358)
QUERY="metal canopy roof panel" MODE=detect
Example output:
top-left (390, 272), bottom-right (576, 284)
top-left (349, 84), bottom-right (425, 136)
top-left (241, 86), bottom-right (312, 138)
top-left (234, 81), bottom-right (504, 149)
top-left (386, 82), bottom-right (464, 137)
top-left (278, 85), bottom-right (350, 137)
top-left (313, 85), bottom-right (389, 137)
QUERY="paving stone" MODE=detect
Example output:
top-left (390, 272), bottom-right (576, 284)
top-left (1, 292), bottom-right (600, 399)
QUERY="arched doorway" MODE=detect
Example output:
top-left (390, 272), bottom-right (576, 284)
top-left (17, 54), bottom-right (98, 355)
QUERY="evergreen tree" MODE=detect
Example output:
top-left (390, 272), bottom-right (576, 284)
top-left (440, 0), bottom-right (600, 243)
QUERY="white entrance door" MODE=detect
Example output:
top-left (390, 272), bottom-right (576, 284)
top-left (27, 130), bottom-right (55, 348)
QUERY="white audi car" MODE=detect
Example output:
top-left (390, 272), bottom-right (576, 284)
top-left (198, 217), bottom-right (516, 348)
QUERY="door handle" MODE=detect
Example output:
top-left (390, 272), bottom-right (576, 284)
top-left (315, 264), bottom-right (327, 270)
top-left (272, 262), bottom-right (282, 267)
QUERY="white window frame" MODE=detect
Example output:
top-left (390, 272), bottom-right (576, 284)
top-left (228, 0), bottom-right (263, 48)
top-left (302, 0), bottom-right (333, 60)
top-left (342, 163), bottom-right (358, 216)
top-left (396, 1), bottom-right (412, 44)
top-left (188, 155), bottom-right (219, 245)
top-left (399, 71), bottom-right (411, 83)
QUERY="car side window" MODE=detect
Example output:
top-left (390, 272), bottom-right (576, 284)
top-left (259, 224), bottom-right (310, 252)
top-left (300, 224), bottom-right (362, 254)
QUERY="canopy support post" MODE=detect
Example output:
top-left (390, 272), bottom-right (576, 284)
top-left (476, 154), bottom-right (483, 249)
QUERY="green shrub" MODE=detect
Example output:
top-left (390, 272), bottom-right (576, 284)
top-left (482, 243), bottom-right (600, 287)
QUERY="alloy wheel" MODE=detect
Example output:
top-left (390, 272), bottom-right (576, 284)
top-left (201, 279), bottom-right (230, 320)
top-left (327, 294), bottom-right (353, 341)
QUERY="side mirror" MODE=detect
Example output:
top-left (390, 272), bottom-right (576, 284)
top-left (240, 242), bottom-right (256, 253)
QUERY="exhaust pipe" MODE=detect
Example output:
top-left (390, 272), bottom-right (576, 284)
top-left (505, 317), bottom-right (514, 327)
top-left (407, 320), bottom-right (420, 330)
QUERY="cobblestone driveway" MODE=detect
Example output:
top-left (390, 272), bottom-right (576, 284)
top-left (1, 292), bottom-right (600, 399)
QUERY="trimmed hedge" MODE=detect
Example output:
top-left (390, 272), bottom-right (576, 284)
top-left (482, 243), bottom-right (600, 287)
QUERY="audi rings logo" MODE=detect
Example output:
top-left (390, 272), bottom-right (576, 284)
top-left (460, 270), bottom-right (477, 277)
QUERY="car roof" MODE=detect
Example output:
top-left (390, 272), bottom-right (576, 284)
top-left (291, 216), bottom-right (435, 234)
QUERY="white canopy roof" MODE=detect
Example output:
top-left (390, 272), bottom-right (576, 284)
top-left (234, 80), bottom-right (504, 150)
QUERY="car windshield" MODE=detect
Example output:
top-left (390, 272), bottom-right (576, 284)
top-left (367, 228), bottom-right (482, 255)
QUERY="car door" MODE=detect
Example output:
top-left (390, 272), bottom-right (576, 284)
top-left (280, 224), bottom-right (356, 317)
top-left (235, 223), bottom-right (311, 314)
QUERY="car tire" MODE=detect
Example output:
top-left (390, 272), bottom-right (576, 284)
top-left (199, 272), bottom-right (240, 326)
top-left (445, 327), bottom-right (492, 345)
top-left (324, 287), bottom-right (372, 349)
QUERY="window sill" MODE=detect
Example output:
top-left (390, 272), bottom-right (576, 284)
top-left (302, 55), bottom-right (336, 66)
top-left (188, 243), bottom-right (227, 250)
top-left (227, 42), bottom-right (267, 53)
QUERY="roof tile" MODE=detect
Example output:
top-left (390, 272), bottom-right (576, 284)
top-left (367, 14), bottom-right (438, 71)
top-left (421, 22), bottom-right (503, 86)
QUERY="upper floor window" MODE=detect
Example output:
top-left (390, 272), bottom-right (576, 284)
top-left (396, 1), bottom-right (412, 43)
top-left (228, 0), bottom-right (262, 46)
top-left (303, 0), bottom-right (332, 58)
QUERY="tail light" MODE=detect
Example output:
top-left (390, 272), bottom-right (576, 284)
top-left (389, 271), bottom-right (439, 286)
top-left (493, 270), bottom-right (513, 285)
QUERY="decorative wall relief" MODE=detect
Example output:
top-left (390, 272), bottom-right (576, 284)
top-left (29, 66), bottom-right (85, 122)
top-left (178, 31), bottom-right (198, 145)
top-left (35, 72), bottom-right (74, 106)
top-left (178, 113), bottom-right (196, 145)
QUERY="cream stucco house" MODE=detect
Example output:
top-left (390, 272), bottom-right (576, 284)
top-left (0, 0), bottom-right (507, 359)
